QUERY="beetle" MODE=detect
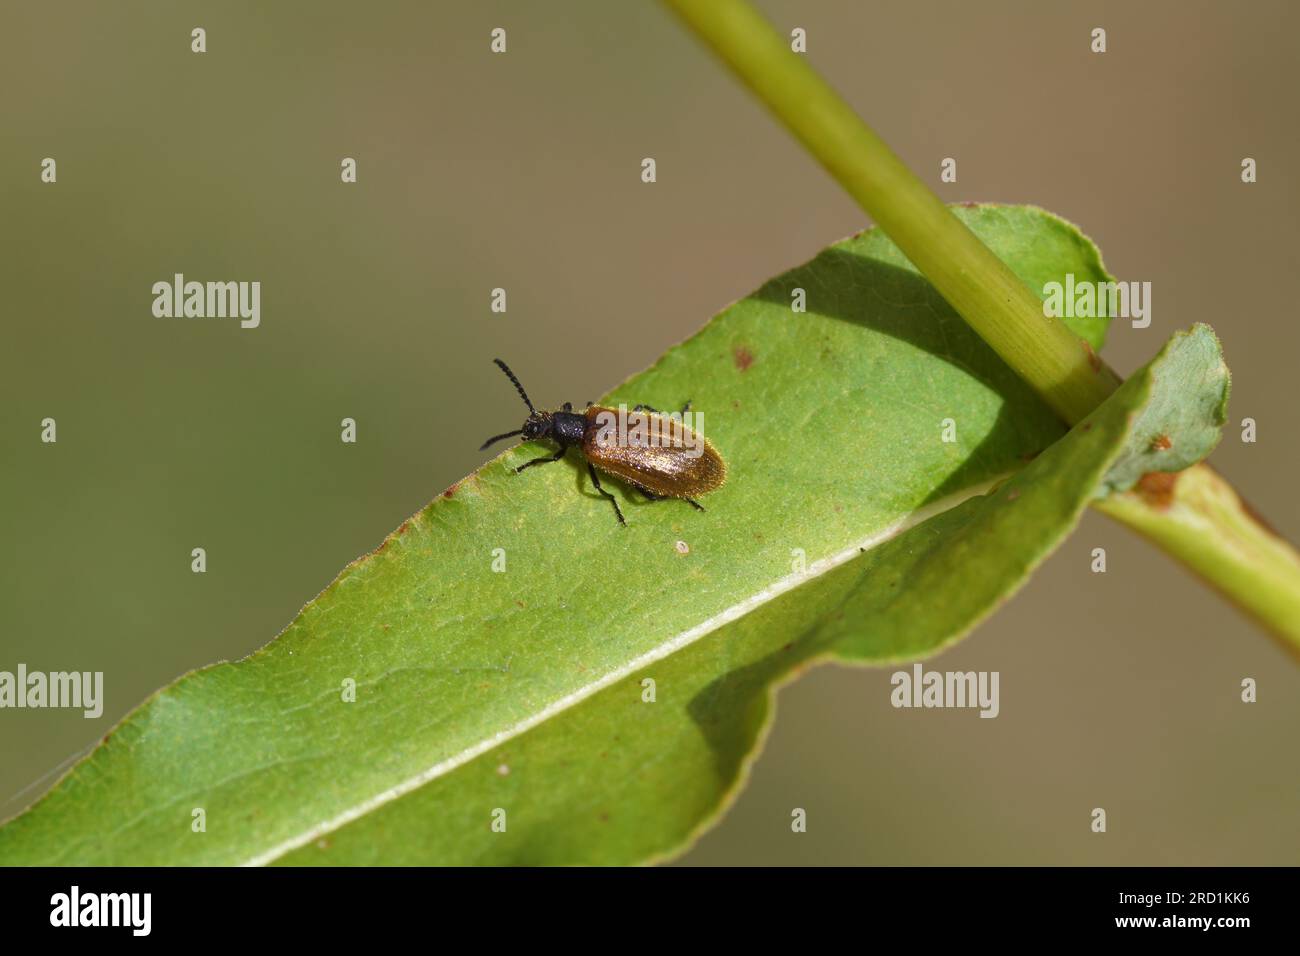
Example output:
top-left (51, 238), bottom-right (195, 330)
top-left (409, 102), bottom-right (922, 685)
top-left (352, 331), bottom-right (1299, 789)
top-left (478, 358), bottom-right (726, 526)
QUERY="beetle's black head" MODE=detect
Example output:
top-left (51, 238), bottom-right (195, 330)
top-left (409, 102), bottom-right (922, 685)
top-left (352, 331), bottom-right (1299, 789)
top-left (480, 359), bottom-right (552, 451)
top-left (521, 411), bottom-right (553, 442)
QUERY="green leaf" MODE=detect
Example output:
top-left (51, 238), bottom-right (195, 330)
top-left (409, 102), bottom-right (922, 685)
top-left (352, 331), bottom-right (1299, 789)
top-left (0, 206), bottom-right (1225, 865)
top-left (1096, 325), bottom-right (1231, 495)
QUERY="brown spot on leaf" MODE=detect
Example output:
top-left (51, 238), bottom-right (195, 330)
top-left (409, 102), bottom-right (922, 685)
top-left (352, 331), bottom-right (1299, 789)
top-left (442, 480), bottom-right (460, 499)
top-left (1150, 434), bottom-right (1172, 451)
top-left (1136, 471), bottom-right (1179, 509)
top-left (959, 200), bottom-right (980, 208)
top-left (1007, 488), bottom-right (1021, 501)
top-left (733, 346), bottom-right (754, 371)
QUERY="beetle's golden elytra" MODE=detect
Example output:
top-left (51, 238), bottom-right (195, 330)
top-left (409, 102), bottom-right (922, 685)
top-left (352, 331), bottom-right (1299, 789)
top-left (478, 359), bottom-right (725, 526)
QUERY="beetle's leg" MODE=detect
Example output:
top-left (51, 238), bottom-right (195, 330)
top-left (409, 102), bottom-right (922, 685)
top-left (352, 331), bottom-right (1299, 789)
top-left (639, 488), bottom-right (703, 512)
top-left (633, 402), bottom-right (692, 414)
top-left (587, 463), bottom-right (626, 526)
top-left (633, 401), bottom-right (694, 416)
top-left (515, 447), bottom-right (566, 474)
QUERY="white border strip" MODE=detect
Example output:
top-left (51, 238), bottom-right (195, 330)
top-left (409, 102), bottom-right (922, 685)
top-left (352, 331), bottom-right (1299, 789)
top-left (243, 476), bottom-right (1005, 866)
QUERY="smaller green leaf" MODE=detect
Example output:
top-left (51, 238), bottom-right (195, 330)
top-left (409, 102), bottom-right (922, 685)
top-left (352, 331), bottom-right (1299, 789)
top-left (1096, 324), bottom-right (1230, 496)
top-left (824, 322), bottom-right (1229, 667)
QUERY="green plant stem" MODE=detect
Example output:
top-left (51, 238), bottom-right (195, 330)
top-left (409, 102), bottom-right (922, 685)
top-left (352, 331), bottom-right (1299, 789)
top-left (665, 0), bottom-right (1300, 654)
top-left (1096, 466), bottom-right (1300, 656)
top-left (663, 0), bottom-right (1120, 424)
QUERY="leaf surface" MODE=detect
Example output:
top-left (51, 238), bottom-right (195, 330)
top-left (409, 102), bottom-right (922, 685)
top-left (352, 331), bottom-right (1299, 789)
top-left (0, 207), bottom-right (1226, 865)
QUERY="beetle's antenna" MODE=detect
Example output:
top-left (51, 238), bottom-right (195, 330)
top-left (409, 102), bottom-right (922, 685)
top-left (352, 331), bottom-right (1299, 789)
top-left (479, 429), bottom-right (523, 451)
top-left (493, 358), bottom-right (535, 413)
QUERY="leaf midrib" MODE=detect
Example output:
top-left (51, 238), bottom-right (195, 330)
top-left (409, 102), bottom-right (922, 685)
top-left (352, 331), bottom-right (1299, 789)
top-left (242, 471), bottom-right (1011, 866)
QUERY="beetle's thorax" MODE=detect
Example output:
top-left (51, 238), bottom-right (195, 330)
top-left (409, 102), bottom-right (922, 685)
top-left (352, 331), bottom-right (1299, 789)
top-left (550, 409), bottom-right (588, 445)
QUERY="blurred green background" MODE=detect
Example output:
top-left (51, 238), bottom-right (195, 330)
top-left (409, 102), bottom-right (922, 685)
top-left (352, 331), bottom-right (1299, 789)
top-left (2, 0), bottom-right (1297, 864)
